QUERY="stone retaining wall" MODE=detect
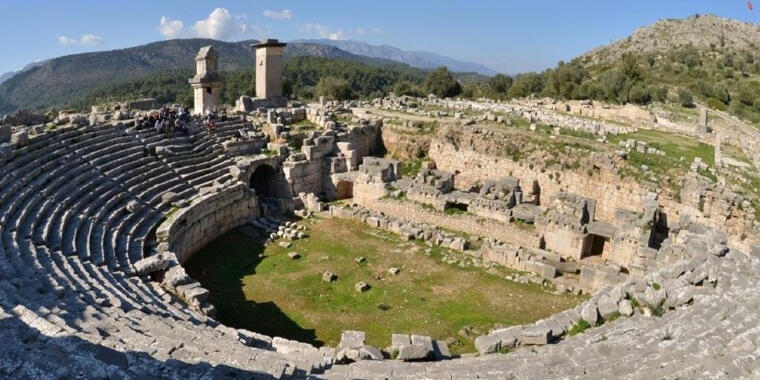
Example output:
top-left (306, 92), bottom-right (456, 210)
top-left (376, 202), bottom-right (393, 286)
top-left (357, 196), bottom-right (540, 248)
top-left (429, 138), bottom-right (647, 222)
top-left (156, 182), bottom-right (259, 263)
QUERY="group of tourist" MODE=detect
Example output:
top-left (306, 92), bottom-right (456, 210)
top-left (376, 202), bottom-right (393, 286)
top-left (132, 106), bottom-right (229, 138)
top-left (135, 106), bottom-right (191, 136)
top-left (203, 108), bottom-right (229, 134)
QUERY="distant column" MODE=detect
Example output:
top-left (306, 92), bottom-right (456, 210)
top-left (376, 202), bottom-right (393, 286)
top-left (714, 131), bottom-right (723, 169)
top-left (252, 39), bottom-right (287, 100)
top-left (697, 108), bottom-right (709, 134)
top-left (188, 46), bottom-right (221, 115)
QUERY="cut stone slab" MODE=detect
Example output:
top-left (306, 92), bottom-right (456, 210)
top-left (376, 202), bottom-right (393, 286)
top-left (287, 252), bottom-right (301, 259)
top-left (355, 281), bottom-right (371, 293)
top-left (391, 334), bottom-right (411, 352)
top-left (322, 271), bottom-right (337, 282)
top-left (411, 335), bottom-right (434, 356)
top-left (339, 330), bottom-right (365, 351)
top-left (597, 295), bottom-right (619, 319)
top-left (521, 327), bottom-right (552, 345)
top-left (397, 343), bottom-right (429, 361)
top-left (388, 267), bottom-right (400, 275)
top-left (278, 241), bottom-right (292, 248)
top-left (132, 252), bottom-right (175, 276)
top-left (474, 334), bottom-right (501, 354)
top-left (355, 257), bottom-right (367, 264)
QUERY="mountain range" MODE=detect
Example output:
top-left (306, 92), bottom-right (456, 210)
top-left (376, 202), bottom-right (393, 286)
top-left (0, 39), bottom-right (420, 113)
top-left (293, 39), bottom-right (497, 76)
top-left (0, 38), bottom-right (497, 113)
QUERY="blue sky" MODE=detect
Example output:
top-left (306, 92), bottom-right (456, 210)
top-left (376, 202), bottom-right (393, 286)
top-left (1, 0), bottom-right (758, 75)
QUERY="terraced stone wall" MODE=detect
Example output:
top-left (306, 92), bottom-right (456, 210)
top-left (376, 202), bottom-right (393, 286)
top-left (157, 182), bottom-right (259, 263)
top-left (428, 137), bottom-right (648, 223)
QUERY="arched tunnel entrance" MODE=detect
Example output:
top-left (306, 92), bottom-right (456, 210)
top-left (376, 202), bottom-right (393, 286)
top-left (250, 164), bottom-right (279, 199)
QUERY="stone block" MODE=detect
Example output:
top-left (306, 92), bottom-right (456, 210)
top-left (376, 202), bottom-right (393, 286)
top-left (597, 295), bottom-right (620, 319)
top-left (618, 299), bottom-right (634, 317)
top-left (391, 334), bottom-right (411, 352)
top-left (322, 271), bottom-right (337, 282)
top-left (355, 281), bottom-right (371, 293)
top-left (397, 343), bottom-right (429, 361)
top-left (520, 327), bottom-right (552, 345)
top-left (11, 131), bottom-right (28, 146)
top-left (581, 302), bottom-right (599, 325)
top-left (338, 330), bottom-right (365, 351)
top-left (474, 334), bottom-right (501, 354)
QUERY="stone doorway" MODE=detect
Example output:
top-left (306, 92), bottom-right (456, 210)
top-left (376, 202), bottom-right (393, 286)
top-left (583, 234), bottom-right (609, 258)
top-left (335, 180), bottom-right (353, 199)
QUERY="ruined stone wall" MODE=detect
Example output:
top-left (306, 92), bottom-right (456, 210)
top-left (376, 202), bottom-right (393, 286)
top-left (380, 127), bottom-right (431, 160)
top-left (156, 183), bottom-right (258, 263)
top-left (428, 138), bottom-right (648, 222)
top-left (286, 159), bottom-right (326, 196)
top-left (357, 197), bottom-right (540, 248)
top-left (345, 124), bottom-right (382, 159)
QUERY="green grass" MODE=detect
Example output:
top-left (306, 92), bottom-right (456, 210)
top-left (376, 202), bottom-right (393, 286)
top-left (184, 217), bottom-right (584, 354)
top-left (567, 319), bottom-right (591, 336)
top-left (610, 129), bottom-right (715, 167)
top-left (399, 159), bottom-right (423, 178)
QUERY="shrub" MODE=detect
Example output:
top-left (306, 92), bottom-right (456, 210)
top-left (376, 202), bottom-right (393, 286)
top-left (392, 81), bottom-right (422, 97)
top-left (678, 89), bottom-right (694, 107)
top-left (423, 67), bottom-right (462, 98)
top-left (315, 77), bottom-right (353, 100)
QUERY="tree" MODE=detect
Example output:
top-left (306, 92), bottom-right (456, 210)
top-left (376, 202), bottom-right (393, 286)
top-left (713, 83), bottom-right (731, 105)
top-left (392, 80), bottom-right (422, 97)
top-left (315, 77), bottom-right (353, 100)
top-left (423, 67), bottom-right (462, 98)
top-left (679, 89), bottom-right (694, 108)
top-left (628, 83), bottom-right (651, 105)
top-left (507, 73), bottom-right (544, 98)
top-left (488, 74), bottom-right (513, 94)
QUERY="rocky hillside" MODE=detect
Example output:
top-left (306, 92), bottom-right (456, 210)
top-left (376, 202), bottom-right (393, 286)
top-left (583, 14), bottom-right (760, 65)
top-left (0, 39), bottom-right (400, 113)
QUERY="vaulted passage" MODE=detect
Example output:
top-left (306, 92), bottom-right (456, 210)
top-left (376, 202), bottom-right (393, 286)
top-left (250, 164), bottom-right (279, 199)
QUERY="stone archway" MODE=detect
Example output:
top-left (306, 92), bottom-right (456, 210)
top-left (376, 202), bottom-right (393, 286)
top-left (250, 164), bottom-right (279, 198)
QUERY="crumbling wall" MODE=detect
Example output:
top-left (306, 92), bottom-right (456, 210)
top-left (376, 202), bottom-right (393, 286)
top-left (428, 135), bottom-right (648, 222)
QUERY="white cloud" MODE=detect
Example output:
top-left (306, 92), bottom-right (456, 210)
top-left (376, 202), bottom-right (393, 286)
top-left (262, 9), bottom-right (292, 20)
top-left (300, 23), bottom-right (345, 40)
top-left (158, 16), bottom-right (185, 39)
top-left (158, 8), bottom-right (268, 41)
top-left (57, 34), bottom-right (104, 46)
top-left (193, 8), bottom-right (239, 39)
top-left (57, 36), bottom-right (77, 45)
top-left (371, 27), bottom-right (384, 35)
top-left (356, 28), bottom-right (366, 36)
top-left (80, 34), bottom-right (103, 45)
